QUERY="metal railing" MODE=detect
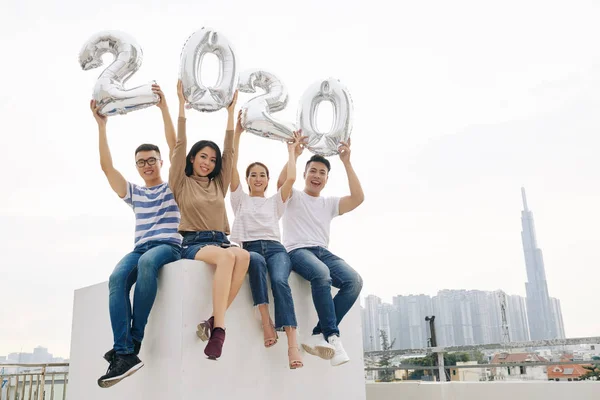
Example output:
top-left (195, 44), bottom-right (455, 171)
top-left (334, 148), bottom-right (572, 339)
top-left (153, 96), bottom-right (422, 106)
top-left (363, 336), bottom-right (600, 382)
top-left (0, 364), bottom-right (69, 400)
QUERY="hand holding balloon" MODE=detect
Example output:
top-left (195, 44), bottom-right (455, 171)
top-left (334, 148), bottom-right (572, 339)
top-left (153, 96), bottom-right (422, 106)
top-left (287, 130), bottom-right (307, 155)
top-left (338, 138), bottom-right (352, 164)
top-left (153, 84), bottom-right (168, 111)
top-left (90, 100), bottom-right (107, 128)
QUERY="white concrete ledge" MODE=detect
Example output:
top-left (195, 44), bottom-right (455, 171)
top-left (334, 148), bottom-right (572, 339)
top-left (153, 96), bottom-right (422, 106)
top-left (67, 260), bottom-right (365, 400)
top-left (366, 381), bottom-right (600, 400)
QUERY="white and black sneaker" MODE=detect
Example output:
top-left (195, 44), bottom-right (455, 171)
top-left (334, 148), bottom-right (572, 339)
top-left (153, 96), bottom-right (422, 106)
top-left (98, 354), bottom-right (144, 388)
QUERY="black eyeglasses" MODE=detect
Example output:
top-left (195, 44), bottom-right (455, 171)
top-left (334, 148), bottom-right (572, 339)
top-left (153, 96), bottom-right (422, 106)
top-left (136, 157), bottom-right (160, 168)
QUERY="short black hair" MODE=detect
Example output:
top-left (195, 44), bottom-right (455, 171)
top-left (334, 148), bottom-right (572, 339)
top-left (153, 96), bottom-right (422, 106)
top-left (305, 155), bottom-right (331, 173)
top-left (185, 140), bottom-right (222, 180)
top-left (135, 144), bottom-right (161, 156)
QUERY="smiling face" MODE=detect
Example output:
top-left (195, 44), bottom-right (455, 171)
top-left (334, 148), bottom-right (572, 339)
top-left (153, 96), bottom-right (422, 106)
top-left (246, 164), bottom-right (269, 196)
top-left (135, 150), bottom-right (163, 184)
top-left (303, 161), bottom-right (329, 196)
top-left (192, 146), bottom-right (217, 177)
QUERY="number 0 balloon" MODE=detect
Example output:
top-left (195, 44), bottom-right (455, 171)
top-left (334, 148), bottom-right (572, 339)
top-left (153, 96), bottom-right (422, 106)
top-left (179, 28), bottom-right (238, 112)
top-left (78, 30), bottom-right (159, 116)
top-left (298, 78), bottom-right (354, 156)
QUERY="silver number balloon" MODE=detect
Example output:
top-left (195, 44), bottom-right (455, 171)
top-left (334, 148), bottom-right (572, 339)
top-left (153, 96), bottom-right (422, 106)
top-left (298, 78), bottom-right (353, 156)
top-left (179, 28), bottom-right (237, 112)
top-left (78, 30), bottom-right (158, 116)
top-left (238, 69), bottom-right (296, 142)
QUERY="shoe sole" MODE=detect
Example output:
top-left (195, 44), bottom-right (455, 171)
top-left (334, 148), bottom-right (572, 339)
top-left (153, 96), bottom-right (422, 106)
top-left (98, 362), bottom-right (144, 388)
top-left (301, 344), bottom-right (335, 360)
top-left (196, 322), bottom-right (210, 341)
top-left (331, 358), bottom-right (350, 367)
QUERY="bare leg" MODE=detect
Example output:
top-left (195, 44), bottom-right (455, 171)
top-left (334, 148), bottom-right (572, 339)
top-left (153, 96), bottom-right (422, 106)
top-left (194, 246), bottom-right (235, 328)
top-left (225, 247), bottom-right (250, 308)
top-left (258, 304), bottom-right (277, 347)
top-left (285, 327), bottom-right (303, 368)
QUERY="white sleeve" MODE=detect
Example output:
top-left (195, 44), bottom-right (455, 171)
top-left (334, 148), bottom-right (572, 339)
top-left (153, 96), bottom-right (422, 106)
top-left (328, 196), bottom-right (341, 218)
top-left (230, 184), bottom-right (246, 215)
top-left (274, 189), bottom-right (287, 219)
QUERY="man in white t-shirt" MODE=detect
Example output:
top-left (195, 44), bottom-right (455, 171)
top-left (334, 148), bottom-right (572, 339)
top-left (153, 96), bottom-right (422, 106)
top-left (277, 139), bottom-right (364, 367)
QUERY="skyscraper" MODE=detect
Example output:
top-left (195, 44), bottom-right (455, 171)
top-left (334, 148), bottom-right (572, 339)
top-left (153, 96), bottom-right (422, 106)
top-left (520, 188), bottom-right (557, 340)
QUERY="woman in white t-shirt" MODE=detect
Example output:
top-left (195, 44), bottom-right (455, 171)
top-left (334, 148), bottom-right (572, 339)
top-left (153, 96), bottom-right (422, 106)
top-left (230, 112), bottom-right (305, 369)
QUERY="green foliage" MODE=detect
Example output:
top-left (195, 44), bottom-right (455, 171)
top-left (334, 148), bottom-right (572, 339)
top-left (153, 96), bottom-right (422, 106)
top-left (377, 330), bottom-right (397, 382)
top-left (580, 364), bottom-right (600, 381)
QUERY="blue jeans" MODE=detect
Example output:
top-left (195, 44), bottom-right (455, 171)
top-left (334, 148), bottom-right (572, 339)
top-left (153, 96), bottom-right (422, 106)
top-left (181, 231), bottom-right (231, 259)
top-left (289, 247), bottom-right (363, 339)
top-left (109, 241), bottom-right (181, 354)
top-left (244, 240), bottom-right (297, 330)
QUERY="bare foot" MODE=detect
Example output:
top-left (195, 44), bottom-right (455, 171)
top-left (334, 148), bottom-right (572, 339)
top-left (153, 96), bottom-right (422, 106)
top-left (288, 346), bottom-right (304, 369)
top-left (262, 321), bottom-right (278, 347)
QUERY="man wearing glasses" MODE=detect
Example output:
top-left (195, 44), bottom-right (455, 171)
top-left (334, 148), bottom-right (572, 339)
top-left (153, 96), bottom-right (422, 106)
top-left (90, 85), bottom-right (182, 388)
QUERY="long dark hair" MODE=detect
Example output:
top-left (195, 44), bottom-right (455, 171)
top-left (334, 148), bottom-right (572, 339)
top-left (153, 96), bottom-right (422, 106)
top-left (185, 140), bottom-right (222, 180)
top-left (245, 162), bottom-right (270, 192)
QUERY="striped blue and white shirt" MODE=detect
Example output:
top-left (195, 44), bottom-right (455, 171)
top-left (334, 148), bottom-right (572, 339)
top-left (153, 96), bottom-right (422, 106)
top-left (123, 182), bottom-right (182, 247)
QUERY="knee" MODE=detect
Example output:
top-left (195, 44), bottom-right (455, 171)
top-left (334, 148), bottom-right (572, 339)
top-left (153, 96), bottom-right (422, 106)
top-left (270, 274), bottom-right (290, 291)
top-left (218, 251), bottom-right (235, 269)
top-left (236, 250), bottom-right (250, 270)
top-left (109, 270), bottom-right (126, 291)
top-left (311, 270), bottom-right (332, 287)
top-left (347, 273), bottom-right (363, 295)
top-left (248, 252), bottom-right (266, 273)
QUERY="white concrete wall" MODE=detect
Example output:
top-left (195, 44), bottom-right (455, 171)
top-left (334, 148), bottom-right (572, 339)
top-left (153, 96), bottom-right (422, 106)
top-left (67, 260), bottom-right (366, 400)
top-left (366, 381), bottom-right (600, 400)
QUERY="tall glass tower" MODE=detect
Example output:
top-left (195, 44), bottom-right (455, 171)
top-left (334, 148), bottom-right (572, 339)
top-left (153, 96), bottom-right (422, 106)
top-left (520, 188), bottom-right (556, 340)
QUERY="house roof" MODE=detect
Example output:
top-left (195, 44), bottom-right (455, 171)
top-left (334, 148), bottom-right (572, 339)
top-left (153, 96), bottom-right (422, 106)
top-left (491, 353), bottom-right (548, 364)
top-left (547, 364), bottom-right (590, 380)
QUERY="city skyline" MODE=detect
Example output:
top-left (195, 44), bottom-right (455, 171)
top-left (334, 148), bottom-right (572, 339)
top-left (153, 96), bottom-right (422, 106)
top-left (362, 187), bottom-right (566, 350)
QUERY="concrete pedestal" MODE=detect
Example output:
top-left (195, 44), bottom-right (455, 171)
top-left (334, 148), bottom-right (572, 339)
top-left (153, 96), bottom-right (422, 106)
top-left (67, 260), bottom-right (365, 399)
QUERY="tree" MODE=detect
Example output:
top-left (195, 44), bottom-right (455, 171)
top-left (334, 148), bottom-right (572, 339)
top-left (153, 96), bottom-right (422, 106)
top-left (402, 352), bottom-right (474, 381)
top-left (377, 330), bottom-right (396, 382)
top-left (580, 364), bottom-right (600, 381)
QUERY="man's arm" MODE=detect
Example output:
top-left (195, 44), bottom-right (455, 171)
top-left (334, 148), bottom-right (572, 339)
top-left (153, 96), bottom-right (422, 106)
top-left (153, 84), bottom-right (176, 159)
top-left (91, 100), bottom-right (127, 198)
top-left (337, 139), bottom-right (364, 215)
top-left (277, 130), bottom-right (306, 190)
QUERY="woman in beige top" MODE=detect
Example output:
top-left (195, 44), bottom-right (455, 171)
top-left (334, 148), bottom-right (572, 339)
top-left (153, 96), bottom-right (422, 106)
top-left (169, 81), bottom-right (250, 360)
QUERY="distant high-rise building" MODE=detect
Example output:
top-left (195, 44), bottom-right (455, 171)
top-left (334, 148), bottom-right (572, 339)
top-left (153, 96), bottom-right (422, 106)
top-left (520, 188), bottom-right (558, 340)
top-left (392, 295), bottom-right (432, 349)
top-left (550, 297), bottom-right (566, 339)
top-left (363, 295), bottom-right (382, 351)
top-left (506, 294), bottom-right (531, 342)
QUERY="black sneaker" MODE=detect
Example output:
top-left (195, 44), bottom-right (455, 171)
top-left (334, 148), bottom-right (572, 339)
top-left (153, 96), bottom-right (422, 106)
top-left (103, 340), bottom-right (141, 363)
top-left (97, 354), bottom-right (144, 388)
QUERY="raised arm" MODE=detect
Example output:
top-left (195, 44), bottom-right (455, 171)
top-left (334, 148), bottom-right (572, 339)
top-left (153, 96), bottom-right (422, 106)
top-left (338, 139), bottom-right (365, 215)
top-left (168, 80), bottom-right (188, 193)
top-left (91, 100), bottom-right (127, 198)
top-left (277, 130), bottom-right (305, 190)
top-left (217, 90), bottom-right (238, 195)
top-left (153, 83), bottom-right (176, 159)
top-left (280, 132), bottom-right (303, 202)
top-left (230, 109), bottom-right (244, 192)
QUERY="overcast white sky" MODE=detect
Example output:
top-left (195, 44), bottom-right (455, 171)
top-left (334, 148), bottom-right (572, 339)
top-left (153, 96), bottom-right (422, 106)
top-left (2, 0), bottom-right (600, 358)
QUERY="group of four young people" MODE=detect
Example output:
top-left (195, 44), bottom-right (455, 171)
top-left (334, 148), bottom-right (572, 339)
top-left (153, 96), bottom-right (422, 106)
top-left (92, 81), bottom-right (364, 388)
